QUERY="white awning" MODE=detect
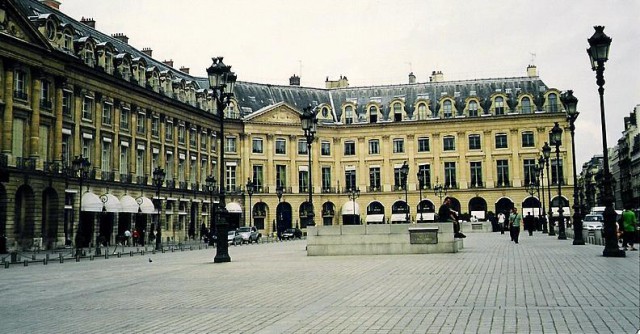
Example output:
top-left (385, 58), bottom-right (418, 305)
top-left (470, 210), bottom-right (486, 220)
top-left (81, 192), bottom-right (103, 212)
top-left (101, 193), bottom-right (122, 213)
top-left (551, 207), bottom-right (571, 217)
top-left (417, 213), bottom-right (435, 221)
top-left (341, 201), bottom-right (360, 215)
top-left (226, 202), bottom-right (242, 213)
top-left (139, 197), bottom-right (156, 214)
top-left (120, 195), bottom-right (139, 213)
top-left (365, 214), bottom-right (384, 223)
top-left (390, 213), bottom-right (409, 222)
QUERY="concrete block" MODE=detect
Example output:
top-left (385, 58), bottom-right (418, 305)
top-left (389, 224), bottom-right (410, 234)
top-left (317, 226), bottom-right (342, 236)
top-left (366, 224), bottom-right (391, 235)
top-left (342, 225), bottom-right (365, 235)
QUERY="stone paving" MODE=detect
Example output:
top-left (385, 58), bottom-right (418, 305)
top-left (0, 232), bottom-right (638, 334)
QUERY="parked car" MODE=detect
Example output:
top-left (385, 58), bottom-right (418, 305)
top-left (227, 230), bottom-right (242, 246)
top-left (281, 228), bottom-right (302, 240)
top-left (236, 226), bottom-right (261, 244)
top-left (583, 214), bottom-right (603, 231)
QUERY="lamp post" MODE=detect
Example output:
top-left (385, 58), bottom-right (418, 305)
top-left (348, 188), bottom-right (360, 225)
top-left (72, 155), bottom-right (91, 256)
top-left (550, 122), bottom-right (566, 240)
top-left (276, 185), bottom-right (283, 236)
top-left (300, 105), bottom-right (317, 227)
top-left (542, 142), bottom-right (555, 236)
top-left (399, 161), bottom-right (410, 223)
top-left (417, 170), bottom-right (424, 224)
top-left (205, 175), bottom-right (216, 246)
top-left (587, 26), bottom-right (624, 257)
top-left (152, 167), bottom-right (165, 251)
top-left (433, 178), bottom-right (448, 204)
top-left (537, 160), bottom-right (548, 233)
top-left (206, 56), bottom-right (237, 263)
top-left (561, 90), bottom-right (585, 245)
top-left (246, 178), bottom-right (254, 227)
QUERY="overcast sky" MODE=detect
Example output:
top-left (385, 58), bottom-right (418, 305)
top-left (59, 0), bottom-right (639, 167)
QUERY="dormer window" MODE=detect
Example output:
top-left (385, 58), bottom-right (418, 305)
top-left (104, 51), bottom-right (113, 74)
top-left (494, 96), bottom-right (505, 115)
top-left (63, 31), bottom-right (73, 51)
top-left (46, 20), bottom-right (56, 40)
top-left (468, 100), bottom-right (479, 117)
top-left (547, 93), bottom-right (558, 112)
top-left (83, 44), bottom-right (94, 67)
top-left (393, 102), bottom-right (403, 121)
top-left (417, 103), bottom-right (428, 120)
top-left (443, 100), bottom-right (453, 118)
top-left (521, 97), bottom-right (532, 114)
top-left (344, 105), bottom-right (354, 124)
top-left (369, 106), bottom-right (377, 123)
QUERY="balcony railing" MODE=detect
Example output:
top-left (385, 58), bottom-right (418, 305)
top-left (136, 175), bottom-right (148, 185)
top-left (13, 90), bottom-right (28, 100)
top-left (16, 157), bottom-right (36, 170)
top-left (101, 171), bottom-right (115, 182)
top-left (179, 181), bottom-right (188, 190)
top-left (40, 99), bottom-right (53, 110)
top-left (469, 181), bottom-right (484, 188)
top-left (165, 179), bottom-right (175, 189)
top-left (393, 185), bottom-right (406, 191)
top-left (120, 173), bottom-right (132, 183)
top-left (321, 187), bottom-right (336, 194)
top-left (0, 154), bottom-right (8, 168)
top-left (495, 181), bottom-right (511, 188)
top-left (367, 186), bottom-right (382, 192)
top-left (551, 179), bottom-right (568, 186)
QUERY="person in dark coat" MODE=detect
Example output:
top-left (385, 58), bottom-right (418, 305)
top-left (524, 212), bottom-right (535, 236)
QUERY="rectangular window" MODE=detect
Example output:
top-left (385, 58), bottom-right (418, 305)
top-left (443, 136), bottom-right (455, 151)
top-left (81, 137), bottom-right (93, 161)
top-left (298, 139), bottom-right (308, 155)
top-left (470, 161), bottom-right (483, 188)
top-left (369, 167), bottom-right (381, 190)
top-left (298, 169), bottom-right (309, 192)
top-left (496, 159), bottom-right (510, 187)
top-left (189, 158), bottom-right (197, 183)
top-left (102, 102), bottom-right (112, 125)
top-left (200, 133), bottom-right (207, 150)
top-left (523, 159), bottom-right (537, 185)
top-left (252, 138), bottom-right (264, 154)
top-left (322, 167), bottom-right (331, 191)
top-left (417, 137), bottom-right (430, 152)
top-left (276, 165), bottom-right (287, 188)
top-left (495, 133), bottom-right (508, 149)
top-left (321, 141), bottom-right (331, 156)
top-left (551, 158), bottom-right (564, 185)
top-left (369, 140), bottom-right (380, 155)
top-left (522, 131), bottom-right (535, 148)
top-left (275, 138), bottom-right (286, 155)
top-left (200, 159), bottom-right (207, 185)
top-left (40, 80), bottom-right (52, 109)
top-left (165, 121), bottom-right (174, 141)
top-left (120, 108), bottom-right (130, 131)
top-left (345, 169), bottom-right (356, 191)
top-left (82, 96), bottom-right (94, 120)
top-left (418, 164), bottom-right (431, 189)
top-left (165, 153), bottom-right (173, 179)
top-left (189, 129), bottom-right (197, 147)
top-left (252, 165), bottom-right (264, 190)
top-left (344, 141), bottom-right (356, 156)
top-left (468, 101), bottom-right (479, 117)
top-left (136, 112), bottom-right (146, 134)
top-left (136, 149), bottom-right (145, 177)
top-left (62, 134), bottom-right (71, 167)
top-left (120, 145), bottom-right (129, 174)
top-left (12, 119), bottom-right (24, 158)
top-left (101, 140), bottom-right (112, 172)
top-left (225, 137), bottom-right (236, 153)
top-left (62, 90), bottom-right (73, 118)
top-left (468, 134), bottom-right (481, 150)
top-left (444, 162), bottom-right (457, 188)
top-left (394, 167), bottom-right (405, 190)
top-left (178, 158), bottom-right (185, 182)
top-left (178, 125), bottom-right (185, 144)
top-left (226, 165), bottom-right (236, 192)
top-left (393, 139), bottom-right (405, 153)
top-left (151, 117), bottom-right (160, 137)
top-left (39, 126), bottom-right (49, 162)
top-left (14, 70), bottom-right (27, 98)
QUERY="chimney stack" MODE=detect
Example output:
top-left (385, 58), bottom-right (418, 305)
top-left (289, 74), bottom-right (300, 86)
top-left (408, 72), bottom-right (416, 84)
top-left (80, 17), bottom-right (95, 28)
top-left (40, 0), bottom-right (61, 10)
top-left (111, 33), bottom-right (129, 44)
top-left (141, 48), bottom-right (153, 57)
top-left (162, 60), bottom-right (174, 68)
top-left (179, 66), bottom-right (190, 74)
top-left (429, 70), bottom-right (444, 83)
top-left (527, 65), bottom-right (538, 77)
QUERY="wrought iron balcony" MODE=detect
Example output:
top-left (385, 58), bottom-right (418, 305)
top-left (321, 187), bottom-right (336, 194)
top-left (16, 157), bottom-right (36, 170)
top-left (13, 90), bottom-right (28, 100)
top-left (393, 185), bottom-right (406, 191)
top-left (165, 179), bottom-right (175, 189)
top-left (101, 171), bottom-right (115, 182)
top-left (136, 175), bottom-right (148, 185)
top-left (179, 181), bottom-right (188, 190)
top-left (469, 181), bottom-right (484, 188)
top-left (495, 181), bottom-right (511, 188)
top-left (367, 186), bottom-right (382, 192)
top-left (120, 173), bottom-right (132, 183)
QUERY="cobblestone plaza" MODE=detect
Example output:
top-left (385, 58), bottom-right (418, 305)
top-left (1, 233), bottom-right (638, 334)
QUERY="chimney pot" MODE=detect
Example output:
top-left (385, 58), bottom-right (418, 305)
top-left (179, 66), bottom-right (190, 74)
top-left (289, 74), bottom-right (300, 86)
top-left (141, 47), bottom-right (153, 57)
top-left (40, 0), bottom-right (61, 10)
top-left (111, 33), bottom-right (129, 44)
top-left (80, 17), bottom-right (95, 28)
top-left (162, 60), bottom-right (174, 68)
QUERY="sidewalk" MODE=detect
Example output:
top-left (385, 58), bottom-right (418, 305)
top-left (0, 231), bottom-right (638, 333)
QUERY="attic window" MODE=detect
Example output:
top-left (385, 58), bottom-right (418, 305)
top-left (505, 88), bottom-right (512, 94)
top-left (440, 92), bottom-right (447, 97)
top-left (454, 91), bottom-right (460, 98)
top-left (469, 90), bottom-right (476, 96)
top-left (495, 88), bottom-right (502, 93)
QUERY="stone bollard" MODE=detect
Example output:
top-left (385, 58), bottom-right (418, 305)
top-left (104, 252), bottom-right (108, 259)
top-left (10, 251), bottom-right (18, 263)
top-left (4, 262), bottom-right (9, 269)
top-left (59, 253), bottom-right (64, 263)
top-left (32, 254), bottom-right (36, 261)
top-left (117, 252), bottom-right (121, 258)
top-left (24, 260), bottom-right (28, 266)
top-left (89, 255), bottom-right (94, 261)
top-left (43, 258), bottom-right (47, 265)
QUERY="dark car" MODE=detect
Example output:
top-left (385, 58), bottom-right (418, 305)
top-left (281, 228), bottom-right (302, 240)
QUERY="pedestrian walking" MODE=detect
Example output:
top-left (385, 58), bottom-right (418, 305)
top-left (509, 207), bottom-right (522, 244)
top-left (132, 229), bottom-right (139, 247)
top-left (498, 212), bottom-right (506, 235)
top-left (524, 212), bottom-right (535, 236)
top-left (621, 205), bottom-right (638, 251)
top-left (124, 229), bottom-right (131, 246)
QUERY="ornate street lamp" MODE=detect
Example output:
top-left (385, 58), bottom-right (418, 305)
top-left (433, 178), bottom-right (448, 204)
top-left (205, 175), bottom-right (216, 246)
top-left (587, 26), bottom-right (624, 257)
top-left (561, 90), bottom-right (585, 245)
top-left (72, 155), bottom-right (91, 256)
top-left (299, 105), bottom-right (317, 227)
top-left (245, 178), bottom-right (254, 227)
top-left (348, 188), bottom-right (360, 225)
top-left (275, 184), bottom-right (283, 237)
top-left (542, 142), bottom-right (555, 236)
top-left (550, 122), bottom-right (566, 240)
top-left (417, 170), bottom-right (424, 224)
top-left (152, 167), bottom-right (165, 251)
top-left (206, 56), bottom-right (237, 263)
top-left (535, 164), bottom-right (543, 231)
top-left (537, 158), bottom-right (548, 233)
top-left (400, 161), bottom-right (410, 223)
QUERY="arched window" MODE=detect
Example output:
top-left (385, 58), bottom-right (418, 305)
top-left (443, 100), bottom-right (452, 118)
top-left (521, 97), bottom-right (532, 114)
top-left (417, 103), bottom-right (428, 120)
top-left (369, 106), bottom-right (377, 123)
top-left (345, 106), bottom-right (354, 124)
top-left (321, 107), bottom-right (329, 118)
top-left (393, 103), bottom-right (403, 122)
top-left (548, 93), bottom-right (558, 112)
top-left (468, 101), bottom-right (479, 117)
top-left (494, 97), bottom-right (505, 115)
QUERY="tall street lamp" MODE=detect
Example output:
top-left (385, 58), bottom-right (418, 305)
top-left (348, 188), bottom-right (360, 225)
top-left (537, 158), bottom-right (548, 233)
top-left (205, 175), bottom-right (216, 246)
top-left (276, 185), bottom-right (283, 236)
top-left (542, 142), bottom-right (555, 236)
top-left (561, 90), bottom-right (585, 245)
top-left (152, 167), bottom-right (165, 251)
top-left (587, 26), bottom-right (624, 257)
top-left (417, 170), bottom-right (424, 224)
top-left (72, 155), bottom-right (90, 256)
top-left (300, 105), bottom-right (317, 227)
top-left (206, 56), bottom-right (237, 263)
top-left (246, 178), bottom-right (254, 227)
top-left (550, 122), bottom-right (566, 240)
top-left (400, 161), bottom-right (410, 223)
top-left (433, 178), bottom-right (448, 205)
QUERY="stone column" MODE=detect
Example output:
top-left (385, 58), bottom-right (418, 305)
top-left (2, 61), bottom-right (14, 158)
top-left (73, 87), bottom-right (83, 157)
top-left (112, 99), bottom-right (121, 178)
top-left (94, 93), bottom-right (103, 175)
top-left (53, 76), bottom-right (65, 162)
top-left (29, 70), bottom-right (42, 163)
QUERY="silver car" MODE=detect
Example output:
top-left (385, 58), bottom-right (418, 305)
top-left (583, 214), bottom-right (603, 230)
top-left (227, 230), bottom-right (242, 246)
